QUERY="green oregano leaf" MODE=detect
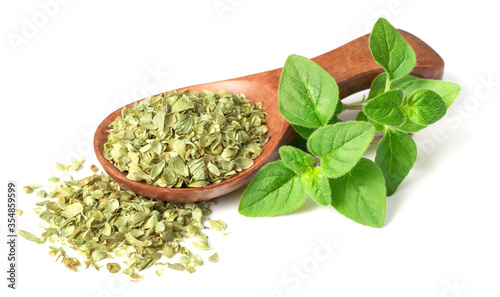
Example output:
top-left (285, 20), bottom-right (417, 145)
top-left (279, 146), bottom-right (315, 175)
top-left (278, 54), bottom-right (339, 128)
top-left (238, 161), bottom-right (306, 217)
top-left (301, 167), bottom-right (331, 206)
top-left (368, 72), bottom-right (388, 99)
top-left (401, 89), bottom-right (446, 125)
top-left (363, 89), bottom-right (406, 127)
top-left (330, 158), bottom-right (386, 228)
top-left (307, 122), bottom-right (375, 178)
top-left (369, 18), bottom-right (416, 82)
top-left (399, 79), bottom-right (461, 108)
top-left (375, 128), bottom-right (417, 196)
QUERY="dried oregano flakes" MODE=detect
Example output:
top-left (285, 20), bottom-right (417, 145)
top-left (104, 88), bottom-right (269, 188)
top-left (19, 165), bottom-right (225, 279)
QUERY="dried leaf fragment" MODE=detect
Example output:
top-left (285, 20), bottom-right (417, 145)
top-left (16, 229), bottom-right (41, 244)
top-left (208, 218), bottom-right (226, 232)
top-left (167, 263), bottom-right (186, 271)
top-left (23, 186), bottom-right (34, 194)
top-left (192, 240), bottom-right (211, 251)
top-left (63, 257), bottom-right (80, 271)
top-left (56, 158), bottom-right (85, 172)
top-left (208, 253), bottom-right (219, 263)
top-left (61, 202), bottom-right (83, 218)
top-left (106, 263), bottom-right (121, 274)
top-left (155, 268), bottom-right (164, 276)
top-left (36, 190), bottom-right (48, 198)
top-left (90, 164), bottom-right (99, 173)
top-left (91, 250), bottom-right (108, 262)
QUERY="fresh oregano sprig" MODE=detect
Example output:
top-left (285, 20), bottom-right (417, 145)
top-left (238, 18), bottom-right (461, 227)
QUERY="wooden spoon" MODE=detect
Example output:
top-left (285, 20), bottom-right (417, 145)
top-left (94, 30), bottom-right (444, 203)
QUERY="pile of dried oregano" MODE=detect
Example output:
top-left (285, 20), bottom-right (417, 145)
top-left (104, 88), bottom-right (269, 187)
top-left (19, 160), bottom-right (226, 281)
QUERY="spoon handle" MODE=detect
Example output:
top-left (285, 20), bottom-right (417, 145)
top-left (312, 30), bottom-right (444, 98)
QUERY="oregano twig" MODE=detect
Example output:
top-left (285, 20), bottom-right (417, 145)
top-left (238, 17), bottom-right (461, 228)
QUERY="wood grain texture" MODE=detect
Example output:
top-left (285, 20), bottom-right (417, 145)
top-left (94, 30), bottom-right (444, 202)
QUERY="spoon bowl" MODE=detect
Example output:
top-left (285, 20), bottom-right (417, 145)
top-left (94, 30), bottom-right (444, 202)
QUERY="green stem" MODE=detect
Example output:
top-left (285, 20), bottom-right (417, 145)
top-left (385, 77), bottom-right (391, 92)
top-left (343, 103), bottom-right (365, 111)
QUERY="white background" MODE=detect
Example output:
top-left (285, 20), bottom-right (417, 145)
top-left (1, 0), bottom-right (499, 296)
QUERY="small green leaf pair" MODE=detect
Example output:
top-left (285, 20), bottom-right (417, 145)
top-left (363, 75), bottom-right (460, 134)
top-left (364, 88), bottom-right (446, 128)
top-left (238, 18), bottom-right (461, 228)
